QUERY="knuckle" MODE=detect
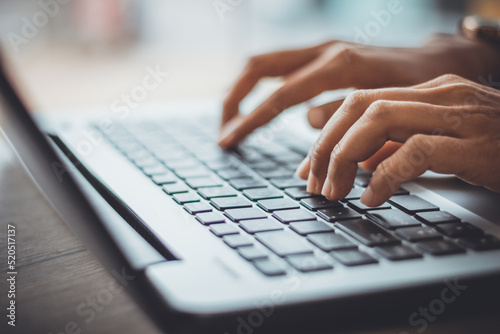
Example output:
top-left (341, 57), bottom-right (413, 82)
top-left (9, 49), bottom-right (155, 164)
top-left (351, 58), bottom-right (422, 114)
top-left (438, 73), bottom-right (464, 84)
top-left (364, 100), bottom-right (392, 121)
top-left (344, 89), bottom-right (371, 107)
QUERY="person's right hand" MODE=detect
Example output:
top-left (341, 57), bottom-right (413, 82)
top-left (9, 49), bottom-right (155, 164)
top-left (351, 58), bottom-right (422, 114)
top-left (218, 34), bottom-right (500, 149)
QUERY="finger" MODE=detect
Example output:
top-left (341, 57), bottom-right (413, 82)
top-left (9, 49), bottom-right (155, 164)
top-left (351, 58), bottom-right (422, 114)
top-left (307, 99), bottom-right (344, 129)
top-left (361, 135), bottom-right (472, 206)
top-left (221, 42), bottom-right (333, 127)
top-left (321, 101), bottom-right (463, 200)
top-left (219, 67), bottom-right (329, 148)
top-left (359, 141), bottom-right (402, 172)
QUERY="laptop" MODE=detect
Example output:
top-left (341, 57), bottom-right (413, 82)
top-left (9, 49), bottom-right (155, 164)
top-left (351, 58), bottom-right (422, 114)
top-left (1, 53), bottom-right (500, 334)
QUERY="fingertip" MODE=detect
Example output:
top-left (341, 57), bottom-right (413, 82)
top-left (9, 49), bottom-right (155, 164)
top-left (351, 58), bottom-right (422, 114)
top-left (295, 157), bottom-right (311, 179)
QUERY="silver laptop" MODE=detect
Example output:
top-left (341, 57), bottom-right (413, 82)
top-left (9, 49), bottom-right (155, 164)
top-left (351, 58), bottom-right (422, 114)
top-left (1, 53), bottom-right (500, 334)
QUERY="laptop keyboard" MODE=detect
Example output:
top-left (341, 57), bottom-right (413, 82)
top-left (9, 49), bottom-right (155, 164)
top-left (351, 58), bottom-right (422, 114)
top-left (96, 120), bottom-right (500, 276)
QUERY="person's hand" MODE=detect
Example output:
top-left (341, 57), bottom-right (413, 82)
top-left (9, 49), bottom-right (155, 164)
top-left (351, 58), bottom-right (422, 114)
top-left (295, 74), bottom-right (500, 206)
top-left (218, 34), bottom-right (500, 148)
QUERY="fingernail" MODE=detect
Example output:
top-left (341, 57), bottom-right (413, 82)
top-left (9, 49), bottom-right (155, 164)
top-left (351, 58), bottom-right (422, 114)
top-left (307, 174), bottom-right (318, 194)
top-left (360, 186), bottom-right (375, 206)
top-left (295, 157), bottom-right (310, 179)
top-left (321, 176), bottom-right (333, 199)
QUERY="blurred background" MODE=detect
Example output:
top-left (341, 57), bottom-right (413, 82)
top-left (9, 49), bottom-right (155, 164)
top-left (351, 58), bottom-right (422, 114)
top-left (0, 0), bottom-right (499, 113)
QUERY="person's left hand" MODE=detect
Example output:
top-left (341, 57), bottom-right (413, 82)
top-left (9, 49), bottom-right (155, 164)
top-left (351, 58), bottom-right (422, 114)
top-left (296, 74), bottom-right (500, 206)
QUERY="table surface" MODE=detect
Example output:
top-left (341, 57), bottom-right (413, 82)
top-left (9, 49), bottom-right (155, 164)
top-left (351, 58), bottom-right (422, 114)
top-left (1, 48), bottom-right (500, 334)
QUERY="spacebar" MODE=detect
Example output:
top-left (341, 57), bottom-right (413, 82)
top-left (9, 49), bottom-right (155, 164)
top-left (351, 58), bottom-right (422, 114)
top-left (255, 231), bottom-right (313, 257)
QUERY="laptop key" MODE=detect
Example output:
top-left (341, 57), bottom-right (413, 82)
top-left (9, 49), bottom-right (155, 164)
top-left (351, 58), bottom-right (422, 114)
top-left (330, 250), bottom-right (378, 266)
top-left (162, 183), bottom-right (190, 195)
top-left (210, 197), bottom-right (252, 211)
top-left (286, 254), bottom-right (333, 272)
top-left (175, 167), bottom-right (211, 179)
top-left (185, 176), bottom-right (223, 189)
top-left (435, 222), bottom-right (483, 238)
top-left (229, 178), bottom-right (267, 190)
top-left (238, 246), bottom-right (269, 261)
top-left (289, 220), bottom-right (333, 235)
top-left (253, 258), bottom-right (287, 276)
top-left (300, 197), bottom-right (342, 211)
top-left (239, 218), bottom-right (284, 234)
top-left (375, 245), bottom-right (422, 261)
top-left (172, 192), bottom-right (201, 205)
top-left (270, 176), bottom-right (308, 189)
top-left (195, 212), bottom-right (226, 225)
top-left (389, 195), bottom-right (439, 214)
top-left (151, 173), bottom-right (178, 185)
top-left (223, 234), bottom-right (253, 248)
top-left (415, 211), bottom-right (460, 225)
top-left (209, 224), bottom-right (240, 237)
top-left (354, 174), bottom-right (371, 187)
top-left (317, 207), bottom-right (362, 222)
top-left (272, 208), bottom-right (317, 224)
top-left (416, 240), bottom-right (465, 256)
top-left (257, 167), bottom-right (294, 179)
top-left (395, 226), bottom-right (442, 242)
top-left (367, 210), bottom-right (421, 229)
top-left (142, 165), bottom-right (170, 176)
top-left (183, 202), bottom-right (213, 215)
top-left (217, 169), bottom-right (250, 180)
top-left (224, 208), bottom-right (267, 222)
top-left (257, 198), bottom-right (300, 212)
top-left (285, 187), bottom-right (319, 200)
top-left (336, 219), bottom-right (400, 247)
top-left (348, 200), bottom-right (391, 213)
top-left (457, 235), bottom-right (500, 251)
top-left (197, 186), bottom-right (238, 199)
top-left (342, 187), bottom-right (365, 201)
top-left (256, 231), bottom-right (314, 257)
top-left (307, 232), bottom-right (357, 251)
top-left (243, 187), bottom-right (283, 201)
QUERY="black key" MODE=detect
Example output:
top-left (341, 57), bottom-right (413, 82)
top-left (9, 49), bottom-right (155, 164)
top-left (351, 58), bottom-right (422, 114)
top-left (162, 183), bottom-right (190, 195)
top-left (389, 195), bottom-right (439, 214)
top-left (367, 210), bottom-right (421, 229)
top-left (239, 218), bottom-right (283, 234)
top-left (272, 208), bottom-right (316, 224)
top-left (224, 208), bottom-right (267, 222)
top-left (300, 197), bottom-right (342, 211)
top-left (223, 234), bottom-right (253, 248)
top-left (258, 167), bottom-right (294, 179)
top-left (317, 207), bottom-right (362, 222)
top-left (286, 254), bottom-right (333, 272)
top-left (172, 192), bottom-right (201, 205)
top-left (415, 211), bottom-right (460, 225)
top-left (342, 187), bottom-right (365, 201)
top-left (195, 212), bottom-right (226, 225)
top-left (249, 160), bottom-right (279, 171)
top-left (175, 167), bottom-right (211, 179)
top-left (229, 178), bottom-right (267, 190)
top-left (285, 187), bottom-right (319, 200)
top-left (395, 226), bottom-right (442, 242)
top-left (375, 245), bottom-right (422, 261)
top-left (289, 220), bottom-right (333, 235)
top-left (307, 232), bottom-right (357, 251)
top-left (273, 152), bottom-right (304, 164)
top-left (257, 198), bottom-right (300, 212)
top-left (217, 169), bottom-right (250, 180)
top-left (330, 250), bottom-right (377, 266)
top-left (183, 202), bottom-right (213, 215)
top-left (270, 177), bottom-right (308, 189)
top-left (336, 219), bottom-right (400, 247)
top-left (210, 197), bottom-right (252, 211)
top-left (197, 186), bottom-right (238, 199)
top-left (435, 222), bottom-right (483, 238)
top-left (457, 235), bottom-right (500, 251)
top-left (151, 173), bottom-right (178, 185)
top-left (393, 187), bottom-right (410, 196)
top-left (238, 247), bottom-right (269, 261)
top-left (185, 176), bottom-right (223, 189)
top-left (416, 240), bottom-right (465, 256)
top-left (142, 165), bottom-right (170, 176)
top-left (243, 187), bottom-right (283, 201)
top-left (354, 174), bottom-right (371, 187)
top-left (253, 258), bottom-right (287, 276)
top-left (256, 231), bottom-right (314, 257)
top-left (348, 200), bottom-right (391, 213)
top-left (210, 224), bottom-right (240, 237)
